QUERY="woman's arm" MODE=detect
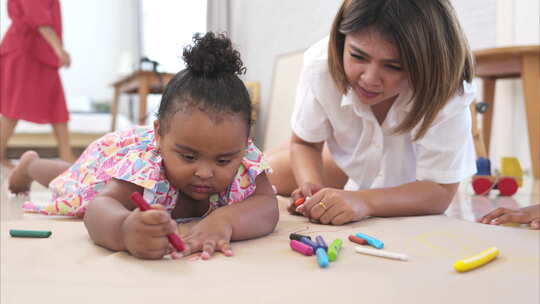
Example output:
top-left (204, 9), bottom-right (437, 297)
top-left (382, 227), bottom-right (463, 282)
top-left (300, 180), bottom-right (459, 225)
top-left (37, 26), bottom-right (70, 67)
top-left (290, 132), bottom-right (325, 187)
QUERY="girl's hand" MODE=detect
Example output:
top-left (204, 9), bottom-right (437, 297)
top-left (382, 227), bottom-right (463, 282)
top-left (121, 204), bottom-right (178, 259)
top-left (296, 188), bottom-right (372, 225)
top-left (287, 182), bottom-right (323, 215)
top-left (478, 205), bottom-right (540, 229)
top-left (180, 217), bottom-right (234, 260)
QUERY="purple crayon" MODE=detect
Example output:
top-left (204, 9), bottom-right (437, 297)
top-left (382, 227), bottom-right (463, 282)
top-left (315, 235), bottom-right (328, 251)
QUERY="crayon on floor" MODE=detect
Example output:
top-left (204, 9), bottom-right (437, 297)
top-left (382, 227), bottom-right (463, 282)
top-left (315, 235), bottom-right (328, 251)
top-left (348, 235), bottom-right (368, 245)
top-left (355, 233), bottom-right (384, 249)
top-left (328, 238), bottom-right (343, 261)
top-left (9, 229), bottom-right (52, 238)
top-left (290, 240), bottom-right (314, 256)
top-left (300, 236), bottom-right (320, 251)
top-left (453, 247), bottom-right (499, 272)
top-left (316, 247), bottom-right (329, 268)
top-left (289, 233), bottom-right (312, 241)
top-left (354, 246), bottom-right (408, 261)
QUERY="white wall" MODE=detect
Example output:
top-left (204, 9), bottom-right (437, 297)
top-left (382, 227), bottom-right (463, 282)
top-left (229, 0), bottom-right (342, 145)
top-left (1, 0), bottom-right (139, 110)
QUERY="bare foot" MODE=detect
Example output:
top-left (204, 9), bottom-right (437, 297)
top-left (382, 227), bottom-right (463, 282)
top-left (8, 151), bottom-right (39, 194)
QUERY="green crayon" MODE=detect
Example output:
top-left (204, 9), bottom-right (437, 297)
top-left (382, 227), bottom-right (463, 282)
top-left (9, 229), bottom-right (51, 238)
top-left (328, 238), bottom-right (343, 261)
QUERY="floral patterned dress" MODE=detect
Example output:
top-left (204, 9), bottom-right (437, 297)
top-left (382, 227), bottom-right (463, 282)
top-left (22, 126), bottom-right (271, 219)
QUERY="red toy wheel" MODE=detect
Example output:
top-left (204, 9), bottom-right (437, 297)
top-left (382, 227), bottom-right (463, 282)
top-left (498, 177), bottom-right (518, 196)
top-left (472, 177), bottom-right (492, 195)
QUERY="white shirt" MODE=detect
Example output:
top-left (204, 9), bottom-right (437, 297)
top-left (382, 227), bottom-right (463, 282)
top-left (291, 37), bottom-right (476, 191)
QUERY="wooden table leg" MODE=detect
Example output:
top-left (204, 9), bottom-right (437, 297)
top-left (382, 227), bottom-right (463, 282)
top-left (481, 78), bottom-right (496, 156)
top-left (522, 54), bottom-right (540, 179)
top-left (110, 86), bottom-right (120, 131)
top-left (138, 76), bottom-right (149, 126)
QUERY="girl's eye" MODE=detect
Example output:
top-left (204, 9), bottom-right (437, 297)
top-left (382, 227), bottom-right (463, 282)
top-left (181, 154), bottom-right (196, 162)
top-left (217, 159), bottom-right (231, 166)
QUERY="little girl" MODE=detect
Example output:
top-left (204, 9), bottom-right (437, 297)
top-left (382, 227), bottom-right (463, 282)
top-left (268, 0), bottom-right (476, 225)
top-left (8, 32), bottom-right (279, 260)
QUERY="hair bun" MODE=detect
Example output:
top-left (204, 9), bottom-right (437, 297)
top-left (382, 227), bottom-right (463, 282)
top-left (183, 32), bottom-right (246, 77)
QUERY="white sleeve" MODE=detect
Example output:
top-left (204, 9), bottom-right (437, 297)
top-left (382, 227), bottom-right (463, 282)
top-left (414, 84), bottom-right (477, 183)
top-left (290, 65), bottom-right (332, 143)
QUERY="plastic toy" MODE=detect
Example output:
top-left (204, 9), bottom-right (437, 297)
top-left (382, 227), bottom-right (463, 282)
top-left (472, 157), bottom-right (523, 196)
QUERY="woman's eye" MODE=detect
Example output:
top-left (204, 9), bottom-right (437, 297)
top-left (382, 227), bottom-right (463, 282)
top-left (351, 53), bottom-right (366, 61)
top-left (386, 65), bottom-right (402, 71)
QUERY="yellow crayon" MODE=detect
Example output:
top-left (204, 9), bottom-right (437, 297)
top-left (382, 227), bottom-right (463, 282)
top-left (453, 247), bottom-right (499, 272)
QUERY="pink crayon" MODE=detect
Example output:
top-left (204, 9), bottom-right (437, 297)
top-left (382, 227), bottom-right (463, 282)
top-left (290, 240), bottom-right (314, 256)
top-left (130, 192), bottom-right (185, 252)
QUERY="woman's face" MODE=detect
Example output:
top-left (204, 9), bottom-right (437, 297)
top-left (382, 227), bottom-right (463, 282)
top-left (343, 28), bottom-right (408, 106)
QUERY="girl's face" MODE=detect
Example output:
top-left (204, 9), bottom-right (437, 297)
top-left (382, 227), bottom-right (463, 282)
top-left (343, 28), bottom-right (408, 107)
top-left (154, 106), bottom-right (248, 202)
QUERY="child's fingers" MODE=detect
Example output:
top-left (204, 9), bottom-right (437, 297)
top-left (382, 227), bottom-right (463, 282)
top-left (217, 239), bottom-right (234, 257)
top-left (491, 212), bottom-right (530, 225)
top-left (139, 209), bottom-right (172, 225)
top-left (200, 240), bottom-right (217, 260)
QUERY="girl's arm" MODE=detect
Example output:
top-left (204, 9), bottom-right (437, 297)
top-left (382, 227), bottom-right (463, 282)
top-left (300, 180), bottom-right (458, 225)
top-left (207, 172), bottom-right (279, 240)
top-left (84, 179), bottom-right (177, 259)
top-left (37, 26), bottom-right (70, 67)
top-left (180, 173), bottom-right (279, 259)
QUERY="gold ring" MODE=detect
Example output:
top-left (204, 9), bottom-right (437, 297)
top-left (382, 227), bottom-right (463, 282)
top-left (318, 201), bottom-right (327, 209)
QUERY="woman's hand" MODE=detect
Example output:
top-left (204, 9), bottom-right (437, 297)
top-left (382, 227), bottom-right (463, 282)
top-left (287, 182), bottom-right (323, 215)
top-left (121, 204), bottom-right (178, 259)
top-left (478, 205), bottom-right (540, 229)
top-left (296, 188), bottom-right (372, 225)
top-left (180, 217), bottom-right (234, 260)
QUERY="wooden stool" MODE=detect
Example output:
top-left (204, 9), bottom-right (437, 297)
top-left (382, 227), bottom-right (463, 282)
top-left (474, 45), bottom-right (540, 179)
top-left (110, 70), bottom-right (175, 131)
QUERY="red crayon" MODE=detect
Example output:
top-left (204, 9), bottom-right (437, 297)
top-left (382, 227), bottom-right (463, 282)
top-left (348, 235), bottom-right (368, 245)
top-left (130, 192), bottom-right (185, 252)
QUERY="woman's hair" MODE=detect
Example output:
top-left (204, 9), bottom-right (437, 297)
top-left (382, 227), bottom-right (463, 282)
top-left (157, 32), bottom-right (251, 135)
top-left (328, 0), bottom-right (474, 140)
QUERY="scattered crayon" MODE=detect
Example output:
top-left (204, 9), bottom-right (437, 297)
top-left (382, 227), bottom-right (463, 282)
top-left (355, 233), bottom-right (384, 249)
top-left (348, 235), bottom-right (368, 245)
top-left (315, 235), bottom-right (328, 251)
top-left (316, 247), bottom-right (329, 268)
top-left (9, 229), bottom-right (51, 238)
top-left (289, 233), bottom-right (312, 241)
top-left (328, 238), bottom-right (343, 261)
top-left (300, 236), bottom-right (320, 251)
top-left (290, 240), bottom-right (314, 256)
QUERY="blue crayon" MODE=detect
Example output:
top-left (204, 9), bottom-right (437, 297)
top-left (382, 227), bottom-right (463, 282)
top-left (300, 236), bottom-right (319, 251)
top-left (355, 233), bottom-right (384, 249)
top-left (315, 235), bottom-right (328, 251)
top-left (316, 247), bottom-right (329, 268)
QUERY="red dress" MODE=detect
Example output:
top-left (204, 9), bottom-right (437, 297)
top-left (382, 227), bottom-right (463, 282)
top-left (0, 0), bottom-right (68, 124)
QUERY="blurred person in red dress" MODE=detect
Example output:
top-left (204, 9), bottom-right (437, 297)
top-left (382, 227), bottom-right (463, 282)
top-left (0, 0), bottom-right (75, 169)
